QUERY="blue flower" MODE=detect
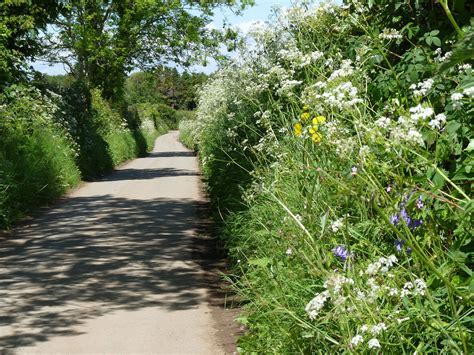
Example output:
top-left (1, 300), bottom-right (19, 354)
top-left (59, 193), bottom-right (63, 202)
top-left (416, 196), bottom-right (424, 209)
top-left (332, 246), bottom-right (350, 261)
top-left (394, 239), bottom-right (404, 252)
top-left (390, 213), bottom-right (400, 226)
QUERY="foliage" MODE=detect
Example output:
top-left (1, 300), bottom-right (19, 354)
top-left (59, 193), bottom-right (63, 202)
top-left (0, 0), bottom-right (60, 87)
top-left (0, 85), bottom-right (81, 228)
top-left (193, 0), bottom-right (473, 353)
top-left (178, 119), bottom-right (196, 150)
top-left (41, 0), bottom-right (251, 102)
top-left (125, 68), bottom-right (207, 110)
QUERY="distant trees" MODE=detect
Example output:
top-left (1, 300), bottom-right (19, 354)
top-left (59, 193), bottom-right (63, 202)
top-left (125, 67), bottom-right (207, 110)
top-left (41, 0), bottom-right (249, 103)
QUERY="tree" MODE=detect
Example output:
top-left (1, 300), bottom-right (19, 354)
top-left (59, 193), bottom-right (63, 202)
top-left (0, 0), bottom-right (60, 87)
top-left (42, 0), bottom-right (252, 103)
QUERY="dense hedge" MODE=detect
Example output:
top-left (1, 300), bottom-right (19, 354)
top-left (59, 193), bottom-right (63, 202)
top-left (0, 84), bottom-right (170, 229)
top-left (191, 0), bottom-right (473, 353)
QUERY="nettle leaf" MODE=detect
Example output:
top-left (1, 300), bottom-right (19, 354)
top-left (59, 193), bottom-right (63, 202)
top-left (248, 257), bottom-right (272, 267)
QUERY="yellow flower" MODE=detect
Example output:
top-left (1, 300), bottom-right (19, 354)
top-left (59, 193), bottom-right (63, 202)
top-left (311, 132), bottom-right (322, 143)
top-left (300, 112), bottom-right (310, 122)
top-left (303, 105), bottom-right (310, 112)
top-left (312, 116), bottom-right (326, 125)
top-left (309, 126), bottom-right (318, 134)
top-left (294, 122), bottom-right (303, 137)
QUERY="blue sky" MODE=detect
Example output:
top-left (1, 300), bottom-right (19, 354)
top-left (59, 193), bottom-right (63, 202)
top-left (32, 0), bottom-right (295, 76)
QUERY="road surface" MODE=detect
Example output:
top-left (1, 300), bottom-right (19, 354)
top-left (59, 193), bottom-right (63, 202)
top-left (0, 131), bottom-right (235, 354)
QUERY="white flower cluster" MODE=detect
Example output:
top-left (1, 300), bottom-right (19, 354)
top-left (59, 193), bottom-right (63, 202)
top-left (428, 113), bottom-right (447, 130)
top-left (375, 116), bottom-right (391, 129)
top-left (450, 87), bottom-right (474, 109)
top-left (365, 255), bottom-right (398, 275)
top-left (400, 279), bottom-right (427, 297)
top-left (409, 104), bottom-right (434, 123)
top-left (434, 48), bottom-right (452, 63)
top-left (379, 28), bottom-right (402, 40)
top-left (330, 217), bottom-right (344, 232)
top-left (305, 273), bottom-right (354, 320)
top-left (278, 42), bottom-right (324, 68)
top-left (140, 119), bottom-right (155, 132)
top-left (410, 78), bottom-right (434, 97)
top-left (328, 59), bottom-right (355, 81)
top-left (276, 79), bottom-right (302, 97)
top-left (458, 63), bottom-right (472, 74)
top-left (351, 323), bottom-right (386, 349)
top-left (318, 81), bottom-right (363, 110)
top-left (305, 291), bottom-right (329, 320)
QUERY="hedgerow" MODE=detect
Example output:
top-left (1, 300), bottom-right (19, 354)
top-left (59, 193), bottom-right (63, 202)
top-left (192, 1), bottom-right (473, 353)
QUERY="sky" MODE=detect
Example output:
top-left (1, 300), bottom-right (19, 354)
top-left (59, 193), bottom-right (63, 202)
top-left (32, 0), bottom-right (295, 76)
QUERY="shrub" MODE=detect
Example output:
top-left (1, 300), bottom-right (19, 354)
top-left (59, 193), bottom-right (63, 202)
top-left (155, 103), bottom-right (178, 128)
top-left (193, 1), bottom-right (473, 353)
top-left (178, 120), bottom-right (196, 150)
top-left (0, 85), bottom-right (81, 228)
top-left (175, 109), bottom-right (196, 123)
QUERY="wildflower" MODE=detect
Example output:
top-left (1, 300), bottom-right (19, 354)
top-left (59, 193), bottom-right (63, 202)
top-left (351, 166), bottom-right (358, 176)
top-left (463, 86), bottom-right (474, 97)
top-left (414, 278), bottom-right (427, 295)
top-left (312, 116), bottom-right (326, 125)
top-left (386, 186), bottom-right (392, 193)
top-left (429, 113), bottom-right (446, 130)
top-left (330, 218), bottom-right (344, 232)
top-left (390, 213), bottom-right (400, 226)
top-left (332, 245), bottom-right (350, 261)
top-left (389, 288), bottom-right (398, 296)
top-left (451, 92), bottom-right (463, 109)
top-left (294, 122), bottom-right (303, 137)
top-left (368, 338), bottom-right (381, 349)
top-left (361, 325), bottom-right (369, 333)
top-left (301, 112), bottom-right (311, 122)
top-left (351, 335), bottom-right (364, 347)
top-left (324, 273), bottom-right (354, 293)
top-left (376, 116), bottom-right (391, 129)
top-left (305, 291), bottom-right (329, 320)
top-left (409, 104), bottom-right (434, 122)
top-left (410, 78), bottom-right (434, 97)
top-left (310, 131), bottom-right (322, 143)
top-left (416, 196), bottom-right (424, 209)
top-left (401, 281), bottom-right (413, 297)
top-left (451, 92), bottom-right (463, 101)
top-left (286, 247), bottom-right (293, 256)
top-left (371, 323), bottom-right (387, 335)
top-left (380, 28), bottom-right (402, 40)
top-left (397, 317), bottom-right (410, 324)
top-left (394, 239), bottom-right (404, 252)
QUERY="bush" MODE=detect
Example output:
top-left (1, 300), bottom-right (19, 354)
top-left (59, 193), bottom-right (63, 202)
top-left (178, 120), bottom-right (196, 150)
top-left (0, 85), bottom-right (81, 228)
top-left (193, 1), bottom-right (473, 353)
top-left (156, 103), bottom-right (178, 128)
top-left (175, 109), bottom-right (196, 123)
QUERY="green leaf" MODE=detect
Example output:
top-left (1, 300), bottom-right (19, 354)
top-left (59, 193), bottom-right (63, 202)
top-left (465, 139), bottom-right (474, 152)
top-left (248, 257), bottom-right (272, 267)
top-left (432, 37), bottom-right (441, 47)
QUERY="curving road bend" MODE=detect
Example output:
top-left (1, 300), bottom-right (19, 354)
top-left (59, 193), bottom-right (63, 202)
top-left (0, 131), bottom-right (233, 354)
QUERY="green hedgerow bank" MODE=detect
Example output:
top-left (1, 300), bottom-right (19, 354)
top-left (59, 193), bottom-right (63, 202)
top-left (0, 84), bottom-right (172, 229)
top-left (188, 0), bottom-right (473, 353)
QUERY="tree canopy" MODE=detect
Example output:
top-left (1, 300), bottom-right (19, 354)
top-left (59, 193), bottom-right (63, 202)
top-left (39, 0), bottom-right (251, 101)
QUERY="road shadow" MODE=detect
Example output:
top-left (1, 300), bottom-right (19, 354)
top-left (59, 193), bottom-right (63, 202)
top-left (100, 167), bottom-right (200, 182)
top-left (0, 194), bottom-right (210, 352)
top-left (149, 151), bottom-right (195, 158)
